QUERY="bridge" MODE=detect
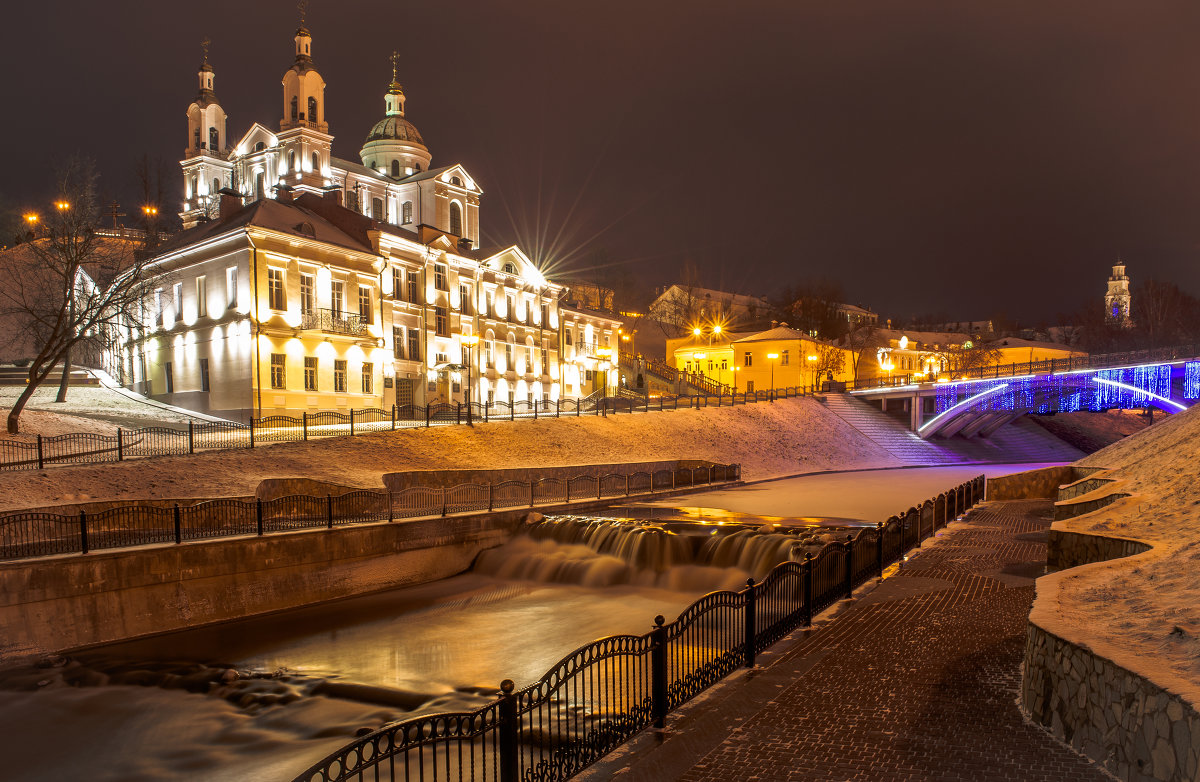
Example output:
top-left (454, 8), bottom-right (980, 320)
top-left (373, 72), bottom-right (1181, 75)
top-left (847, 345), bottom-right (1200, 440)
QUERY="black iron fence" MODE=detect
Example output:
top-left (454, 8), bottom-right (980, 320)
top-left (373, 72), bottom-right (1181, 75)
top-left (292, 475), bottom-right (986, 782)
top-left (0, 391), bottom-right (808, 473)
top-left (0, 463), bottom-right (741, 562)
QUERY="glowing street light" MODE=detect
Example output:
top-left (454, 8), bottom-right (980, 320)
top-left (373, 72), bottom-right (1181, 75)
top-left (54, 201), bottom-right (70, 212)
top-left (767, 352), bottom-right (779, 401)
top-left (23, 213), bottom-right (38, 226)
top-left (807, 353), bottom-right (819, 391)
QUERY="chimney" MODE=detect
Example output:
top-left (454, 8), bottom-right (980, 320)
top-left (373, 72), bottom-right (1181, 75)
top-left (323, 189), bottom-right (342, 206)
top-left (275, 184), bottom-right (294, 203)
top-left (457, 237), bottom-right (474, 252)
top-left (217, 188), bottom-right (242, 220)
top-left (770, 320), bottom-right (778, 329)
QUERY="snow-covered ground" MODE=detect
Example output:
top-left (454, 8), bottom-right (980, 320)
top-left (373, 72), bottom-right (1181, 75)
top-left (0, 385), bottom-right (194, 440)
top-left (0, 397), bottom-right (902, 511)
top-left (1035, 404), bottom-right (1200, 705)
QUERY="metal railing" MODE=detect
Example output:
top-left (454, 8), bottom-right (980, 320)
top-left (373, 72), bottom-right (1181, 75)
top-left (293, 474), bottom-right (986, 782)
top-left (0, 463), bottom-right (741, 562)
top-left (0, 390), bottom-right (819, 473)
top-left (300, 308), bottom-right (370, 336)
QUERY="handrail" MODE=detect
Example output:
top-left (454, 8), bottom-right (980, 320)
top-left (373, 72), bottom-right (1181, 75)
top-left (292, 474), bottom-right (987, 782)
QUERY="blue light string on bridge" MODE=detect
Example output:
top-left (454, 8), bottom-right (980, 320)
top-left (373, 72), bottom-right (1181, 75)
top-left (1185, 361), bottom-right (1200, 401)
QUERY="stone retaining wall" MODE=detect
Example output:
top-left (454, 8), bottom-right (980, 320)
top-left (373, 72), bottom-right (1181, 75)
top-left (383, 460), bottom-right (721, 491)
top-left (1022, 622), bottom-right (1200, 781)
top-left (1047, 529), bottom-right (1151, 571)
top-left (1058, 476), bottom-right (1117, 501)
top-left (986, 466), bottom-right (1078, 500)
top-left (1054, 491), bottom-right (1130, 520)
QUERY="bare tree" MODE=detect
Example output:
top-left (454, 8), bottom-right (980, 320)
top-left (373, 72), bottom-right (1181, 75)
top-left (809, 341), bottom-right (846, 389)
top-left (0, 158), bottom-right (158, 433)
top-left (648, 262), bottom-right (706, 338)
top-left (842, 322), bottom-right (882, 381)
top-left (929, 340), bottom-right (1003, 376)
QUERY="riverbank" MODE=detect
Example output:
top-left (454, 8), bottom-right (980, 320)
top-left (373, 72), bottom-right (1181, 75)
top-left (0, 398), bottom-right (899, 511)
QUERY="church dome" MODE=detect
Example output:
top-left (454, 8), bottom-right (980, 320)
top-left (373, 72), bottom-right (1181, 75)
top-left (365, 115), bottom-right (426, 146)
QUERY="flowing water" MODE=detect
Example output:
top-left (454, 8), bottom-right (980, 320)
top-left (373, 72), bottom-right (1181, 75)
top-left (0, 463), bottom-right (1043, 781)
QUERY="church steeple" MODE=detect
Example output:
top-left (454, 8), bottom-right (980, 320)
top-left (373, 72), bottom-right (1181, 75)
top-left (360, 53), bottom-right (431, 178)
top-left (385, 51), bottom-right (407, 117)
top-left (186, 38), bottom-right (226, 156)
top-left (182, 38), bottom-right (232, 228)
top-left (280, 2), bottom-right (327, 133)
top-left (293, 0), bottom-right (313, 68)
top-left (1105, 258), bottom-right (1132, 327)
top-left (196, 38), bottom-right (217, 103)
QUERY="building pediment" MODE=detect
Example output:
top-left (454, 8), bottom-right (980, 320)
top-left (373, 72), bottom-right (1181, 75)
top-left (435, 164), bottom-right (481, 193)
top-left (233, 123), bottom-right (279, 155)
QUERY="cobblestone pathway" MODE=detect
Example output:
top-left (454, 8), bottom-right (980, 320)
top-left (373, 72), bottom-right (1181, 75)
top-left (674, 500), bottom-right (1112, 782)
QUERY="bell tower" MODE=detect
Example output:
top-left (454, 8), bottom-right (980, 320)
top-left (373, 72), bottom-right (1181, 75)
top-left (181, 39), bottom-right (234, 229)
top-left (1105, 260), bottom-right (1132, 327)
top-left (278, 2), bottom-right (332, 195)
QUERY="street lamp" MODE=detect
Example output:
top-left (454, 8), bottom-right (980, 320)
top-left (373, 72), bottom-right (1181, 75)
top-left (458, 333), bottom-right (479, 425)
top-left (806, 353), bottom-right (819, 392)
top-left (54, 201), bottom-right (70, 212)
top-left (767, 353), bottom-right (779, 401)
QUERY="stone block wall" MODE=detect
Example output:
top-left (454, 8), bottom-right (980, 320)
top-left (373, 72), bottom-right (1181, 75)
top-left (986, 466), bottom-right (1078, 500)
top-left (1055, 492), bottom-right (1130, 520)
top-left (1023, 623), bottom-right (1200, 781)
top-left (1047, 530), bottom-right (1151, 571)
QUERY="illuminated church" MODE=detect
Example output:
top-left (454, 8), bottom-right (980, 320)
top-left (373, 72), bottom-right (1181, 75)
top-left (114, 22), bottom-right (620, 420)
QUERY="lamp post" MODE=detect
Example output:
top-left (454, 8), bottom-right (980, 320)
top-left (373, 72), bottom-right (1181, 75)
top-left (692, 351), bottom-right (706, 387)
top-left (806, 353), bottom-right (819, 393)
top-left (767, 353), bottom-right (779, 401)
top-left (458, 333), bottom-right (479, 425)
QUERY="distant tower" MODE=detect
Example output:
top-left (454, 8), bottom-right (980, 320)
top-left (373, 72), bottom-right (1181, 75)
top-left (359, 52), bottom-right (433, 179)
top-left (1105, 260), bottom-right (1132, 327)
top-left (277, 3), bottom-right (332, 195)
top-left (181, 39), bottom-right (233, 229)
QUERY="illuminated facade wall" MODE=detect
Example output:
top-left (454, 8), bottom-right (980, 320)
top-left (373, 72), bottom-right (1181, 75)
top-left (559, 306), bottom-right (621, 400)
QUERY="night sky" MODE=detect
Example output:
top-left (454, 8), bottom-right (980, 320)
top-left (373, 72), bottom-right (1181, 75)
top-left (5, 0), bottom-right (1200, 322)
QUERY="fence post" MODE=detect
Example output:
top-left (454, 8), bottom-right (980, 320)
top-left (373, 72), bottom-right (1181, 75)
top-left (327, 495), bottom-right (334, 529)
top-left (651, 615), bottom-right (668, 729)
top-left (566, 479), bottom-right (571, 504)
top-left (187, 421), bottom-right (195, 454)
top-left (529, 481), bottom-right (534, 508)
top-left (388, 492), bottom-right (395, 523)
top-left (249, 418), bottom-right (255, 448)
top-left (844, 534), bottom-right (854, 597)
top-left (426, 405), bottom-right (431, 427)
top-left (802, 553), bottom-right (813, 626)
top-left (534, 400), bottom-right (538, 420)
top-left (350, 409), bottom-right (356, 436)
top-left (556, 399), bottom-right (561, 418)
top-left (256, 498), bottom-right (264, 536)
top-left (117, 429), bottom-right (123, 461)
top-left (671, 470), bottom-right (676, 490)
top-left (489, 483), bottom-right (494, 512)
top-left (876, 522), bottom-right (884, 577)
top-left (650, 472), bottom-right (654, 492)
top-left (456, 403), bottom-right (461, 425)
top-left (78, 510), bottom-right (89, 554)
top-left (625, 474), bottom-right (630, 496)
top-left (442, 488), bottom-right (448, 517)
top-left (37, 435), bottom-right (44, 470)
top-left (391, 404), bottom-right (397, 431)
top-left (498, 679), bottom-right (518, 782)
top-left (744, 578), bottom-right (757, 668)
top-left (576, 400), bottom-right (580, 417)
top-left (597, 478), bottom-right (602, 501)
top-left (173, 504), bottom-right (183, 544)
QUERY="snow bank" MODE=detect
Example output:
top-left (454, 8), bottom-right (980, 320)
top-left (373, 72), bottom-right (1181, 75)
top-left (0, 398), bottom-right (901, 511)
top-left (1034, 403), bottom-right (1200, 706)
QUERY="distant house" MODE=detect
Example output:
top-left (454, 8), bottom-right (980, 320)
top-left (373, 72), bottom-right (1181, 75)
top-left (647, 285), bottom-right (768, 336)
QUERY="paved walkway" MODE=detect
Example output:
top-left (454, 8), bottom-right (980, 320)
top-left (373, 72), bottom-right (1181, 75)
top-left (591, 500), bottom-right (1113, 782)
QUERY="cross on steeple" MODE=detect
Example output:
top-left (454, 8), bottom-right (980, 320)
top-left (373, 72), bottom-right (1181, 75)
top-left (391, 50), bottom-right (399, 82)
top-left (298, 0), bottom-right (308, 26)
top-left (201, 37), bottom-right (210, 64)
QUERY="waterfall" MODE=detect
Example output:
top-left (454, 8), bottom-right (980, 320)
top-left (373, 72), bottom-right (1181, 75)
top-left (474, 515), bottom-right (836, 592)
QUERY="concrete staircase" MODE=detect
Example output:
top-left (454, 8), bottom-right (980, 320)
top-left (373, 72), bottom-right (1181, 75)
top-left (0, 366), bottom-right (98, 387)
top-left (821, 393), bottom-right (1085, 465)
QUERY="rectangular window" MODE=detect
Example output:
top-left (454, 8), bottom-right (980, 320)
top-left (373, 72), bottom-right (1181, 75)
top-left (565, 329), bottom-right (573, 346)
top-left (267, 268), bottom-right (285, 311)
top-left (196, 276), bottom-right (207, 318)
top-left (408, 330), bottom-right (421, 362)
top-left (164, 362), bottom-right (174, 393)
top-left (199, 358), bottom-right (210, 392)
top-left (392, 267), bottom-right (403, 301)
top-left (362, 362), bottom-right (373, 394)
top-left (526, 347), bottom-right (533, 372)
top-left (406, 271), bottom-right (417, 303)
top-left (270, 353), bottom-right (285, 389)
top-left (744, 351), bottom-right (753, 367)
top-left (434, 263), bottom-right (448, 291)
top-left (226, 266), bottom-right (238, 308)
top-left (452, 377), bottom-right (461, 394)
top-left (300, 273), bottom-right (315, 315)
top-left (334, 359), bottom-right (347, 392)
top-left (331, 280), bottom-right (344, 316)
top-left (506, 294), bottom-right (514, 320)
top-left (505, 342), bottom-right (513, 369)
top-left (435, 306), bottom-right (448, 337)
top-left (747, 380), bottom-right (755, 393)
top-left (486, 340), bottom-right (494, 368)
top-left (782, 350), bottom-right (790, 366)
top-left (721, 359), bottom-right (728, 370)
top-left (480, 292), bottom-right (489, 318)
top-left (541, 349), bottom-right (548, 375)
top-left (459, 283), bottom-right (470, 315)
top-left (392, 326), bottom-right (404, 359)
top-left (155, 288), bottom-right (164, 326)
top-left (402, 201), bottom-right (413, 224)
top-left (172, 282), bottom-right (183, 315)
top-left (358, 286), bottom-right (372, 323)
top-left (304, 356), bottom-right (317, 391)
top-left (540, 303), bottom-right (548, 327)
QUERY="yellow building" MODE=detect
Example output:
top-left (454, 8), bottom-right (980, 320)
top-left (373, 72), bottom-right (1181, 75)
top-left (672, 324), bottom-right (854, 393)
top-left (860, 329), bottom-right (1087, 383)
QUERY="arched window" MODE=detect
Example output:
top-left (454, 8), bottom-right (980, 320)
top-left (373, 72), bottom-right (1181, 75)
top-left (311, 151), bottom-right (320, 173)
top-left (503, 262), bottom-right (516, 274)
top-left (255, 141), bottom-right (265, 152)
top-left (308, 97), bottom-right (318, 123)
top-left (402, 201), bottom-right (413, 224)
top-left (391, 160), bottom-right (400, 178)
top-left (209, 127), bottom-right (219, 152)
top-left (372, 197), bottom-right (384, 218)
top-left (450, 176), bottom-right (463, 186)
top-left (290, 96), bottom-right (298, 122)
top-left (449, 202), bottom-right (463, 237)
top-left (288, 150), bottom-right (296, 172)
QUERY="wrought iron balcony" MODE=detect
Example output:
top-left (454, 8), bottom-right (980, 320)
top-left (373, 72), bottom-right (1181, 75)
top-left (301, 308), bottom-right (369, 337)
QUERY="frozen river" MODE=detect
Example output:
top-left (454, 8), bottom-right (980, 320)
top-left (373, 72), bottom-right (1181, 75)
top-left (0, 462), bottom-right (1057, 781)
